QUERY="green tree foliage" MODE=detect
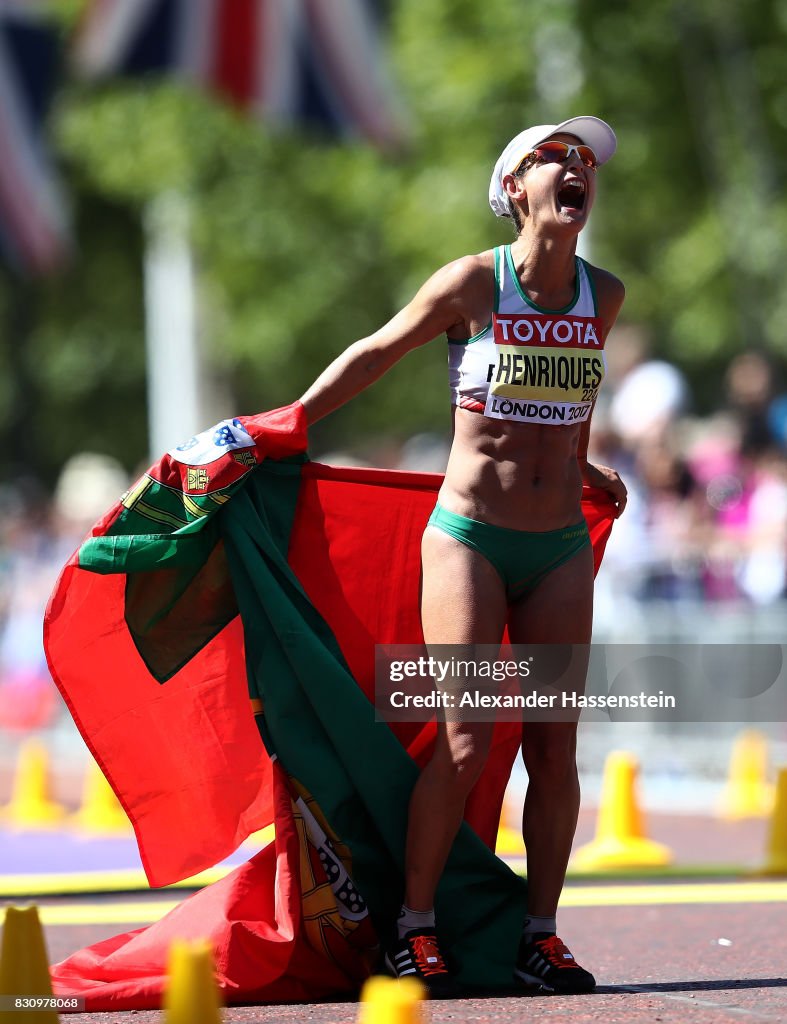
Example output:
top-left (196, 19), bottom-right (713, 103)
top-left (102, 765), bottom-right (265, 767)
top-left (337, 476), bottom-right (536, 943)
top-left (4, 0), bottom-right (787, 480)
top-left (579, 0), bottom-right (787, 374)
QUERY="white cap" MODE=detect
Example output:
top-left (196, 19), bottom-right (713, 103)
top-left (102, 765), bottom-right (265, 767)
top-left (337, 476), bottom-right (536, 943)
top-left (488, 115), bottom-right (617, 218)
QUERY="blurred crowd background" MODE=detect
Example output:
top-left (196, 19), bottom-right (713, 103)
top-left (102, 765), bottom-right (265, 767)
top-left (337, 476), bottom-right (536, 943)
top-left (1, 0), bottom-right (787, 777)
top-left (4, 342), bottom-right (787, 745)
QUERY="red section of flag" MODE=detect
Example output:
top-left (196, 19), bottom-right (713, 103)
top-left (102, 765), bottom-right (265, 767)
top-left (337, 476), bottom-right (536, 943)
top-left (46, 420), bottom-right (616, 888)
top-left (289, 464), bottom-right (615, 848)
top-left (44, 403), bottom-right (309, 887)
top-left (45, 401), bottom-right (617, 1008)
top-left (52, 761), bottom-right (368, 1009)
top-left (47, 570), bottom-right (271, 886)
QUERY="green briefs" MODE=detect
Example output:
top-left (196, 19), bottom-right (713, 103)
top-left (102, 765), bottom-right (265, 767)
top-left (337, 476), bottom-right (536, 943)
top-left (427, 503), bottom-right (591, 602)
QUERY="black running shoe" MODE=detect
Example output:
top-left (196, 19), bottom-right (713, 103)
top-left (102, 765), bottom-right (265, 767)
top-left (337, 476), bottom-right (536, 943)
top-left (514, 933), bottom-right (596, 994)
top-left (384, 929), bottom-right (461, 998)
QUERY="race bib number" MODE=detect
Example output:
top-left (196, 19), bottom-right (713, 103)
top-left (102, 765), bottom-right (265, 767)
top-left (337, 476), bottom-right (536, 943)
top-left (485, 313), bottom-right (605, 424)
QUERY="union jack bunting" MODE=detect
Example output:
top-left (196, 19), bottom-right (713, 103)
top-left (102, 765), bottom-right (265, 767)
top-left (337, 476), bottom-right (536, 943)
top-left (74, 0), bottom-right (405, 148)
top-left (0, 2), bottom-right (70, 274)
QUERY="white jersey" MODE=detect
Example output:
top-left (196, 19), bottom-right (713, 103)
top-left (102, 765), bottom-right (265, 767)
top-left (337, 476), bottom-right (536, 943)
top-left (448, 245), bottom-right (605, 426)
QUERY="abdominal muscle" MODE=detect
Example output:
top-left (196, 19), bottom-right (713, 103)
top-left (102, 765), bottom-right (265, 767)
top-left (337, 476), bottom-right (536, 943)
top-left (438, 405), bottom-right (585, 531)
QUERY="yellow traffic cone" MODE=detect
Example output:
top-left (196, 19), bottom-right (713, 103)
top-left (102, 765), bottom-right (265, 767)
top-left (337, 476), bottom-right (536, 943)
top-left (358, 976), bottom-right (427, 1024)
top-left (163, 939), bottom-right (222, 1024)
top-left (717, 730), bottom-right (775, 820)
top-left (0, 740), bottom-right (65, 829)
top-left (0, 906), bottom-right (59, 1023)
top-left (495, 796), bottom-right (525, 857)
top-left (71, 758), bottom-right (131, 834)
top-left (761, 766), bottom-right (787, 875)
top-left (571, 751), bottom-right (672, 870)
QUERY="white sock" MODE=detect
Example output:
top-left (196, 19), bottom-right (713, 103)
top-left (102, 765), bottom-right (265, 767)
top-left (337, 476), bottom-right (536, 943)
top-left (397, 904), bottom-right (436, 939)
top-left (521, 914), bottom-right (556, 939)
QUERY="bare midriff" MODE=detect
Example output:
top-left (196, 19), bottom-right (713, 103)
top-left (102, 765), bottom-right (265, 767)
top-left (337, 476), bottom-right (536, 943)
top-left (439, 405), bottom-right (585, 531)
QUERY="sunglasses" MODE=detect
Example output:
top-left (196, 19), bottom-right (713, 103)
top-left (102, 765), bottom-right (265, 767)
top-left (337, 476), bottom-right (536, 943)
top-left (516, 141), bottom-right (598, 173)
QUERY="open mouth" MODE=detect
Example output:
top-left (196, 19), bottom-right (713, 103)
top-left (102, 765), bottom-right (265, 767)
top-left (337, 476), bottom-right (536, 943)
top-left (556, 178), bottom-right (586, 211)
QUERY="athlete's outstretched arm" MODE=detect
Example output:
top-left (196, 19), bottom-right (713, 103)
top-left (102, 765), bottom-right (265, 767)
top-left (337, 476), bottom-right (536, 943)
top-left (298, 257), bottom-right (490, 425)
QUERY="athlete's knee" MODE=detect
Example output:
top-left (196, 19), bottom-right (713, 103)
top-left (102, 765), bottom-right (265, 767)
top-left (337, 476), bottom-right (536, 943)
top-left (431, 733), bottom-right (489, 793)
top-left (522, 726), bottom-right (578, 786)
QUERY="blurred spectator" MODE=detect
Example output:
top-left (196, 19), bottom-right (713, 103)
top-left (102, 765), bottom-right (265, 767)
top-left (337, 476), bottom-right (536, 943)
top-left (53, 453), bottom-right (129, 528)
top-left (605, 325), bottom-right (690, 448)
top-left (0, 480), bottom-right (64, 731)
top-left (684, 415), bottom-right (747, 602)
top-left (0, 453), bottom-right (127, 733)
top-left (735, 448), bottom-right (787, 604)
top-left (685, 391), bottom-right (787, 604)
top-left (724, 350), bottom-right (781, 457)
top-left (610, 361), bottom-right (689, 447)
top-left (630, 438), bottom-right (705, 601)
top-left (593, 347), bottom-right (787, 608)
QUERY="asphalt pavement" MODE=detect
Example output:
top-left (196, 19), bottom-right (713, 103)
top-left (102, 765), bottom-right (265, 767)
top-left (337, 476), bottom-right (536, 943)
top-left (38, 889), bottom-right (787, 1023)
top-left (2, 808), bottom-right (785, 1022)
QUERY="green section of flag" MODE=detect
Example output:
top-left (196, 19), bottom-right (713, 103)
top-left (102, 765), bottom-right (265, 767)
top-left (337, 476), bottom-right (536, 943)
top-left (78, 482), bottom-right (237, 574)
top-left (77, 459), bottom-right (306, 574)
top-left (76, 460), bottom-right (303, 684)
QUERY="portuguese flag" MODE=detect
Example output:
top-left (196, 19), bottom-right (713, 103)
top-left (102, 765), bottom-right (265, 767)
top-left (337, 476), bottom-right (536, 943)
top-left (45, 402), bottom-right (616, 1009)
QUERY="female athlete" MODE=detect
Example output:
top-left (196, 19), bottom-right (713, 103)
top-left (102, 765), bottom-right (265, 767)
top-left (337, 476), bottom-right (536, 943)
top-left (298, 115), bottom-right (627, 996)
